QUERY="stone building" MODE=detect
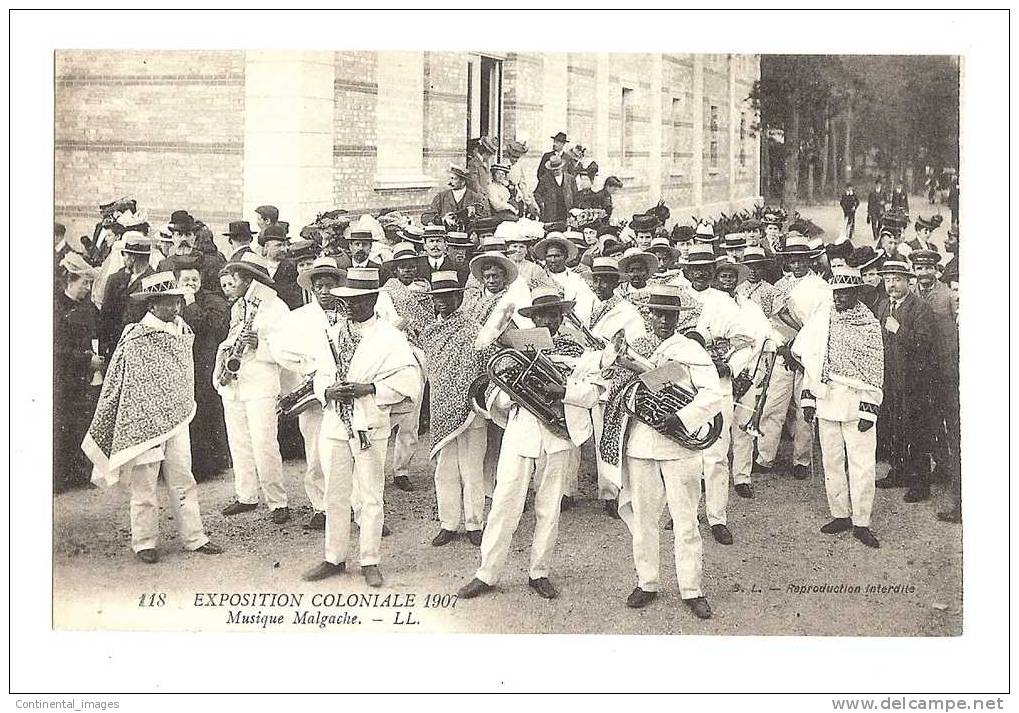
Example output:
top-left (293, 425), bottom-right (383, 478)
top-left (55, 50), bottom-right (761, 241)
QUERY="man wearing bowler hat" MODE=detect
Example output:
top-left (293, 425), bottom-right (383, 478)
top-left (301, 268), bottom-right (420, 587)
top-left (537, 131), bottom-right (569, 184)
top-left (873, 259), bottom-right (939, 504)
top-left (83, 271), bottom-right (224, 564)
top-left (98, 233), bottom-right (155, 360)
top-left (535, 155), bottom-right (576, 224)
top-left (422, 165), bottom-right (490, 227)
top-left (223, 220), bottom-right (257, 263)
top-left (792, 266), bottom-right (884, 549)
top-left (215, 252), bottom-right (293, 525)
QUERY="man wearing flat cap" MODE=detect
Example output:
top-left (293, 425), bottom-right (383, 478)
top-left (83, 271), bottom-right (224, 564)
top-left (215, 253), bottom-right (293, 525)
top-left (422, 165), bottom-right (490, 227)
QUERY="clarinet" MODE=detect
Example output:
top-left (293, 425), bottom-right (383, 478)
top-left (324, 318), bottom-right (372, 451)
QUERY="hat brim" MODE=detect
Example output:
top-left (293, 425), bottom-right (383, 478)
top-left (533, 237), bottom-right (579, 263)
top-left (779, 248), bottom-right (825, 259)
top-left (469, 253), bottom-right (519, 284)
top-left (830, 282), bottom-right (864, 291)
top-left (129, 287), bottom-right (189, 301)
top-left (518, 299), bottom-right (576, 318)
top-left (331, 287), bottom-right (380, 298)
top-left (646, 303), bottom-right (692, 313)
top-left (223, 261), bottom-right (276, 287)
top-left (739, 256), bottom-right (773, 265)
top-left (618, 254), bottom-right (660, 274)
top-left (877, 268), bottom-right (916, 278)
top-left (426, 287), bottom-right (465, 295)
top-left (297, 266), bottom-right (348, 292)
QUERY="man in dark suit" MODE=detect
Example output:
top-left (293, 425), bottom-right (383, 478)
top-left (873, 260), bottom-right (939, 503)
top-left (223, 220), bottom-right (257, 262)
top-left (422, 165), bottom-right (490, 227)
top-left (415, 226), bottom-right (469, 285)
top-left (97, 234), bottom-right (154, 359)
top-left (537, 131), bottom-right (568, 185)
top-left (866, 180), bottom-right (888, 243)
top-left (535, 155), bottom-right (575, 224)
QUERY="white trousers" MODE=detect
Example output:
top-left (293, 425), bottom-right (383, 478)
top-left (475, 446), bottom-right (572, 584)
top-left (125, 429), bottom-right (209, 553)
top-left (320, 432), bottom-right (390, 566)
top-left (626, 455), bottom-right (704, 599)
top-left (434, 424), bottom-right (487, 532)
top-left (756, 364), bottom-right (812, 468)
top-left (730, 381), bottom-right (758, 486)
top-left (592, 403), bottom-right (619, 500)
top-left (298, 404), bottom-right (324, 512)
top-left (483, 421), bottom-right (503, 498)
top-left (818, 418), bottom-right (877, 527)
top-left (389, 404), bottom-right (419, 481)
top-left (701, 385), bottom-right (734, 526)
top-left (223, 397), bottom-right (287, 509)
top-left (560, 444), bottom-right (582, 497)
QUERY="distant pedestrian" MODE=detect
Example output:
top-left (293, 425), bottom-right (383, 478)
top-left (866, 180), bottom-right (887, 243)
top-left (840, 184), bottom-right (860, 238)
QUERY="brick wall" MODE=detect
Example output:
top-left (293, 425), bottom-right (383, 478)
top-left (54, 50), bottom-right (245, 242)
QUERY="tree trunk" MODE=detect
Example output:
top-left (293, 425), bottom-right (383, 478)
top-left (842, 94), bottom-right (853, 186)
top-left (819, 102), bottom-right (830, 198)
top-left (783, 105), bottom-right (800, 211)
top-left (806, 160), bottom-right (815, 204)
top-left (761, 129), bottom-right (770, 200)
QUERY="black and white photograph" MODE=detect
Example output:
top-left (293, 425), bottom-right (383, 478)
top-left (9, 7), bottom-right (1012, 703)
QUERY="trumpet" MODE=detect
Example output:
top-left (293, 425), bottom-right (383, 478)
top-left (740, 346), bottom-right (777, 439)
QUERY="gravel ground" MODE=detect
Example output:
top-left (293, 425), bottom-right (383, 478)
top-left (52, 197), bottom-right (961, 636)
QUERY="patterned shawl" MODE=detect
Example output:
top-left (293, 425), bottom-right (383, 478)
top-left (823, 302), bottom-right (884, 390)
top-left (598, 334), bottom-right (660, 466)
top-left (421, 310), bottom-right (488, 457)
top-left (589, 294), bottom-right (624, 329)
top-left (83, 321), bottom-right (196, 482)
top-left (382, 278), bottom-right (434, 347)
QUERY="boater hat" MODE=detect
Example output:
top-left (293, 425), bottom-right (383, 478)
top-left (739, 246), bottom-right (772, 265)
top-left (714, 254), bottom-right (749, 281)
top-left (297, 256), bottom-right (347, 292)
top-left (877, 260), bottom-right (916, 278)
top-left (721, 232), bottom-right (748, 250)
top-left (476, 234), bottom-right (510, 254)
top-left (518, 286), bottom-right (576, 318)
top-left (446, 231), bottom-right (474, 248)
top-left (544, 155), bottom-right (566, 172)
top-left (589, 256), bottom-right (627, 279)
top-left (533, 232), bottom-right (578, 262)
top-left (401, 225), bottom-right (425, 246)
top-left (223, 251), bottom-right (276, 287)
top-left (129, 271), bottom-right (188, 301)
top-left (681, 243), bottom-right (718, 266)
top-left (469, 252), bottom-right (519, 285)
top-left (384, 242), bottom-right (420, 266)
top-left (448, 164), bottom-right (469, 180)
top-left (427, 270), bottom-right (465, 295)
top-left (644, 284), bottom-right (691, 312)
top-left (829, 266), bottom-right (864, 290)
top-left (648, 235), bottom-right (679, 262)
top-left (779, 235), bottom-right (824, 258)
top-left (694, 221), bottom-right (718, 243)
top-left (120, 232), bottom-right (152, 255)
top-left (330, 267), bottom-right (381, 298)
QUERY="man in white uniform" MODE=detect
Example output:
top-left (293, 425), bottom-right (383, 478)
top-left (302, 268), bottom-right (421, 587)
top-left (792, 266), bottom-right (884, 549)
top-left (215, 253), bottom-right (292, 524)
top-left (269, 256), bottom-right (347, 530)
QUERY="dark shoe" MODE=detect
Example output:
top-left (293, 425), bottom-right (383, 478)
top-left (431, 529), bottom-right (458, 547)
top-left (605, 498), bottom-right (620, 519)
top-left (904, 485), bottom-right (931, 503)
top-left (875, 474), bottom-right (909, 489)
top-left (792, 464), bottom-right (809, 480)
top-left (382, 523), bottom-right (392, 538)
top-left (751, 461), bottom-right (773, 475)
top-left (270, 507), bottom-right (291, 524)
top-left (820, 517), bottom-right (853, 535)
top-left (560, 495), bottom-right (575, 512)
top-left (937, 506), bottom-right (962, 524)
top-left (194, 542), bottom-right (223, 555)
top-left (392, 475), bottom-right (414, 492)
top-left (528, 577), bottom-right (558, 599)
top-left (626, 587), bottom-right (657, 609)
top-left (305, 511), bottom-right (326, 530)
top-left (135, 549), bottom-right (158, 564)
top-left (362, 565), bottom-right (384, 588)
top-left (458, 577), bottom-right (494, 599)
top-left (302, 561), bottom-right (345, 582)
top-left (734, 483), bottom-right (754, 499)
top-left (683, 596), bottom-right (713, 620)
top-left (221, 501), bottom-right (257, 516)
top-left (710, 524), bottom-right (733, 545)
top-left (467, 530), bottom-right (484, 547)
top-left (853, 526), bottom-right (880, 549)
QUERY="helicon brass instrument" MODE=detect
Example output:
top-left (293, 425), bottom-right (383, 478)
top-left (485, 347), bottom-right (571, 439)
top-left (217, 296), bottom-right (261, 386)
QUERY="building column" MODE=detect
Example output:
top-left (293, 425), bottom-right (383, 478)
top-left (542, 53), bottom-right (568, 146)
top-left (594, 53), bottom-right (610, 166)
top-left (728, 54), bottom-right (738, 209)
top-left (692, 55), bottom-right (704, 210)
top-left (649, 54), bottom-right (664, 204)
top-left (243, 51), bottom-right (335, 232)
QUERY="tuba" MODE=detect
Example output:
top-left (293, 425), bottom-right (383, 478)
top-left (485, 347), bottom-right (571, 438)
top-left (606, 330), bottom-right (723, 451)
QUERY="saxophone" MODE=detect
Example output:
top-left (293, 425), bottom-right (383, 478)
top-left (217, 296), bottom-right (261, 386)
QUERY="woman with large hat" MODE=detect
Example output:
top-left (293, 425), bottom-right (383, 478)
top-left (83, 271), bottom-right (224, 564)
top-left (215, 252), bottom-right (294, 526)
